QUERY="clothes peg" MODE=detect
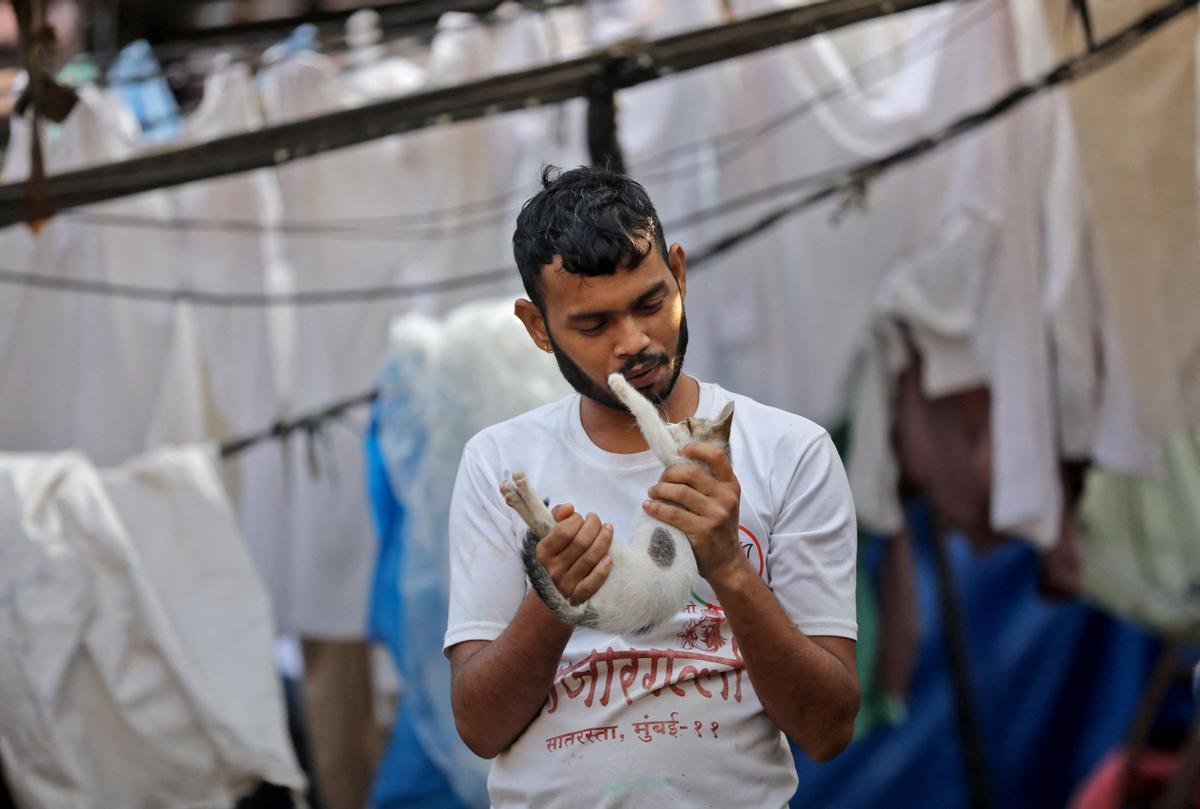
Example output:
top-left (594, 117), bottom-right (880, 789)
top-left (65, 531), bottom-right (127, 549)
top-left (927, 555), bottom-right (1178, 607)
top-left (346, 9), bottom-right (384, 68)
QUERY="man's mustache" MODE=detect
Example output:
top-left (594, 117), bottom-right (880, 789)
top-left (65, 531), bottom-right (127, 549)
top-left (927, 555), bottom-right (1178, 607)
top-left (618, 352), bottom-right (669, 375)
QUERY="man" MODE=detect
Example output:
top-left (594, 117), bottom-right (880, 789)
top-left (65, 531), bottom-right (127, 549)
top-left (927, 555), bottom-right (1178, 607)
top-left (444, 166), bottom-right (859, 808)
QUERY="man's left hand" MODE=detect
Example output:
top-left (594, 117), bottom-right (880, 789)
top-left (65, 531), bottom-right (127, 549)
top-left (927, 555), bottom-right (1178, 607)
top-left (643, 442), bottom-right (745, 582)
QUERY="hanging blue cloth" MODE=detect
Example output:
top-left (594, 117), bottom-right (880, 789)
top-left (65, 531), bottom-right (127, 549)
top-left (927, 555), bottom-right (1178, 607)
top-left (789, 501), bottom-right (1159, 809)
top-left (365, 417), bottom-right (466, 809)
top-left (105, 40), bottom-right (180, 141)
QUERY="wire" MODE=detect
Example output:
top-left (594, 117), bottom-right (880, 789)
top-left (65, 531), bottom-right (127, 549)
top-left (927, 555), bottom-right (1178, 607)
top-left (693, 0), bottom-right (1199, 260)
top-left (57, 0), bottom-right (992, 238)
top-left (0, 0), bottom-right (960, 227)
top-left (631, 0), bottom-right (1000, 180)
top-left (0, 265), bottom-right (515, 306)
top-left (219, 388), bottom-right (378, 457)
top-left (206, 0), bottom-right (1199, 456)
top-left (0, 0), bottom-right (1193, 309)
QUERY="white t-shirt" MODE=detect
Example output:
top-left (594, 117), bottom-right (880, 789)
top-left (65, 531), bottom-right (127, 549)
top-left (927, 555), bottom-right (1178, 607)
top-left (444, 381), bottom-right (857, 809)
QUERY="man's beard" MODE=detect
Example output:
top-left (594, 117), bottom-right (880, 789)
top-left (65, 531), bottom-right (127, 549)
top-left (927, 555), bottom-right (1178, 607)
top-left (547, 311), bottom-right (689, 411)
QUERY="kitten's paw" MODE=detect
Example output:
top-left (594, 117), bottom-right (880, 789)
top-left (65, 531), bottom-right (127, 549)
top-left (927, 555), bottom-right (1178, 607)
top-left (499, 474), bottom-right (522, 508)
top-left (511, 471), bottom-right (540, 509)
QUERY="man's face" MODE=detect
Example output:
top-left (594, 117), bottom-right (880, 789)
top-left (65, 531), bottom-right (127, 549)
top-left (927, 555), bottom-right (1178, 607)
top-left (537, 243), bottom-right (688, 410)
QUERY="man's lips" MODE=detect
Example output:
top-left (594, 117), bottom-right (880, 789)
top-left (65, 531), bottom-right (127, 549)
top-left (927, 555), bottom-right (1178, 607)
top-left (624, 360), bottom-right (662, 387)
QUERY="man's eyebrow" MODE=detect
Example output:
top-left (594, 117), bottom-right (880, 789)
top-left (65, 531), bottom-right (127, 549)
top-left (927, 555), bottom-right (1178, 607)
top-left (566, 281), bottom-right (670, 323)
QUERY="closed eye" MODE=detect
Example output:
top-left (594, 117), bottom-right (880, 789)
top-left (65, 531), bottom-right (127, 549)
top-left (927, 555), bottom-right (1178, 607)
top-left (577, 320), bottom-right (607, 336)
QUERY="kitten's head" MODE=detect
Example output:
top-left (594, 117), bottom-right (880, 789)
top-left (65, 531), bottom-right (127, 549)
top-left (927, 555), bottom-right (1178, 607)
top-left (672, 402), bottom-right (735, 458)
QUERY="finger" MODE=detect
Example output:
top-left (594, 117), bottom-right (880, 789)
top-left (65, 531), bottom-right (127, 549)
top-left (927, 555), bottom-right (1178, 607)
top-left (562, 523), bottom-right (613, 602)
top-left (538, 512), bottom-right (583, 557)
top-left (647, 481), bottom-right (709, 516)
top-left (657, 464), bottom-right (720, 497)
top-left (551, 503), bottom-right (575, 521)
top-left (544, 513), bottom-right (602, 578)
top-left (681, 442), bottom-right (736, 482)
top-left (643, 498), bottom-right (703, 537)
top-left (569, 555), bottom-right (613, 605)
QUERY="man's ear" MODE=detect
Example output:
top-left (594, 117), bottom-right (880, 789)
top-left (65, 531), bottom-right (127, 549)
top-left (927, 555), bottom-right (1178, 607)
top-left (668, 243), bottom-right (687, 300)
top-left (514, 299), bottom-right (552, 353)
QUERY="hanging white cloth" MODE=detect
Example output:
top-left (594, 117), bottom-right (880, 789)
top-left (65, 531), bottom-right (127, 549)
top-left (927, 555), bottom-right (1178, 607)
top-left (343, 9), bottom-right (427, 102)
top-left (0, 87), bottom-right (178, 466)
top-left (146, 63), bottom-right (296, 616)
top-left (254, 6), bottom-right (587, 636)
top-left (405, 5), bottom-right (589, 317)
top-left (256, 49), bottom-right (425, 637)
top-left (0, 445), bottom-right (305, 809)
top-left (683, 0), bottom-right (1060, 548)
top-left (994, 0), bottom-right (1165, 487)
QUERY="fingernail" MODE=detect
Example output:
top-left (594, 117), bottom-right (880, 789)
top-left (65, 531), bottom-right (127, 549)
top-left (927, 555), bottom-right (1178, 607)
top-left (642, 499), bottom-right (653, 510)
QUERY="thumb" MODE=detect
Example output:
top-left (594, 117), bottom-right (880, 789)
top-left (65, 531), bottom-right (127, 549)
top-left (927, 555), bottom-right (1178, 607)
top-left (551, 503), bottom-right (575, 521)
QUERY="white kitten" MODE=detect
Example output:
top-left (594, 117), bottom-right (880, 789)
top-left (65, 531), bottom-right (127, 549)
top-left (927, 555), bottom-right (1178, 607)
top-left (500, 373), bottom-right (734, 635)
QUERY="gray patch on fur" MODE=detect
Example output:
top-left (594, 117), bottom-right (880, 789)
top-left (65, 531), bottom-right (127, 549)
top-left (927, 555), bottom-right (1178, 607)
top-left (648, 527), bottom-right (676, 568)
top-left (579, 605), bottom-right (600, 629)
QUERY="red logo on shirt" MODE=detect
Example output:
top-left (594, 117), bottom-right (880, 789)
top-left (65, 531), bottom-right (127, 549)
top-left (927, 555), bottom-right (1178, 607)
top-left (689, 525), bottom-right (764, 614)
top-left (739, 524), bottom-right (765, 577)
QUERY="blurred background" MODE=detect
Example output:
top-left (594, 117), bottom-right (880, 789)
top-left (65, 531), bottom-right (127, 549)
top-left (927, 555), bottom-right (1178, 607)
top-left (0, 1), bottom-right (1198, 808)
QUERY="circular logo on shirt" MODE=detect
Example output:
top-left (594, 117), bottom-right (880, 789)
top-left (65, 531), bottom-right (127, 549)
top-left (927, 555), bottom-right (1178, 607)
top-left (689, 524), bottom-right (764, 611)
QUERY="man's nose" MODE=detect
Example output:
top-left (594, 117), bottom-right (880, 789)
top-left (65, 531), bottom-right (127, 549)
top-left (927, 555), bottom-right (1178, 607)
top-left (613, 315), bottom-right (652, 357)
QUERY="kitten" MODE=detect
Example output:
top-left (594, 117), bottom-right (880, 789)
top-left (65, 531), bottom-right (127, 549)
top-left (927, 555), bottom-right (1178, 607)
top-left (500, 373), bottom-right (734, 636)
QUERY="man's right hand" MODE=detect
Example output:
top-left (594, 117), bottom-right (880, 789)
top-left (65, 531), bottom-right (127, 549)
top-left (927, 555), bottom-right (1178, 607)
top-left (535, 504), bottom-right (614, 605)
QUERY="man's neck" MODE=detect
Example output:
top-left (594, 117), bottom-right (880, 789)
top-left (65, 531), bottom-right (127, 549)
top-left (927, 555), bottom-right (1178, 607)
top-left (579, 374), bottom-right (700, 453)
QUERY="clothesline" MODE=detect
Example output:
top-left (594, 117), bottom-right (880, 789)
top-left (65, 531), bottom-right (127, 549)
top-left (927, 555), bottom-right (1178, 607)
top-left (219, 389), bottom-right (379, 457)
top-left (56, 0), bottom-right (1005, 239)
top-left (212, 0), bottom-right (1197, 458)
top-left (0, 0), bottom-right (948, 227)
top-left (3, 0), bottom-right (1193, 310)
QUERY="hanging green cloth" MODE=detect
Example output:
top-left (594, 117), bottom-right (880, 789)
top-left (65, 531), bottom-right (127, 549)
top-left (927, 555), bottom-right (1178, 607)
top-left (1079, 430), bottom-right (1200, 640)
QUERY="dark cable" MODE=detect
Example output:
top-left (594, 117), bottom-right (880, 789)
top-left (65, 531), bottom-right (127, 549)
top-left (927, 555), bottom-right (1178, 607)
top-left (1, 0), bottom-right (1192, 309)
top-left (219, 389), bottom-right (378, 457)
top-left (59, 0), bottom-right (993, 238)
top-left (210, 0), bottom-right (1196, 455)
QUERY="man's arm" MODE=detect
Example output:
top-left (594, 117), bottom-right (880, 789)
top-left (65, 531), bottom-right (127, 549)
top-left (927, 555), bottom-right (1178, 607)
top-left (448, 593), bottom-right (572, 759)
top-left (645, 441), bottom-right (859, 761)
top-left (449, 504), bottom-right (613, 758)
top-left (708, 558), bottom-right (859, 761)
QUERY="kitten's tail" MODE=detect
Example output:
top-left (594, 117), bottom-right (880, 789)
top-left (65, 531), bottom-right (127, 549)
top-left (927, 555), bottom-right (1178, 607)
top-left (521, 530), bottom-right (600, 630)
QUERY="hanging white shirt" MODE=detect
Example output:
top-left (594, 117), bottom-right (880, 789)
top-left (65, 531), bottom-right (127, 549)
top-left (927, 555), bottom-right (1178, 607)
top-left (0, 87), bottom-right (178, 466)
top-left (147, 63), bottom-right (296, 618)
top-left (0, 445), bottom-right (304, 809)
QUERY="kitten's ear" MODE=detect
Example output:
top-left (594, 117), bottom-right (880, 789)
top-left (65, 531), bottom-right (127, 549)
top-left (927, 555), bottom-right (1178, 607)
top-left (712, 402), bottom-right (735, 443)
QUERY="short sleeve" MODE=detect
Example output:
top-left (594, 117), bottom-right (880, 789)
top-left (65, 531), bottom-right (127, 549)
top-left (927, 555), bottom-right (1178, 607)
top-left (766, 430), bottom-right (858, 640)
top-left (442, 440), bottom-right (528, 653)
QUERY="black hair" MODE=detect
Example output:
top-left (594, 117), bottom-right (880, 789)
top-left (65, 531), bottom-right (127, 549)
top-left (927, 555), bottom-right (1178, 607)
top-left (512, 165), bottom-right (669, 311)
